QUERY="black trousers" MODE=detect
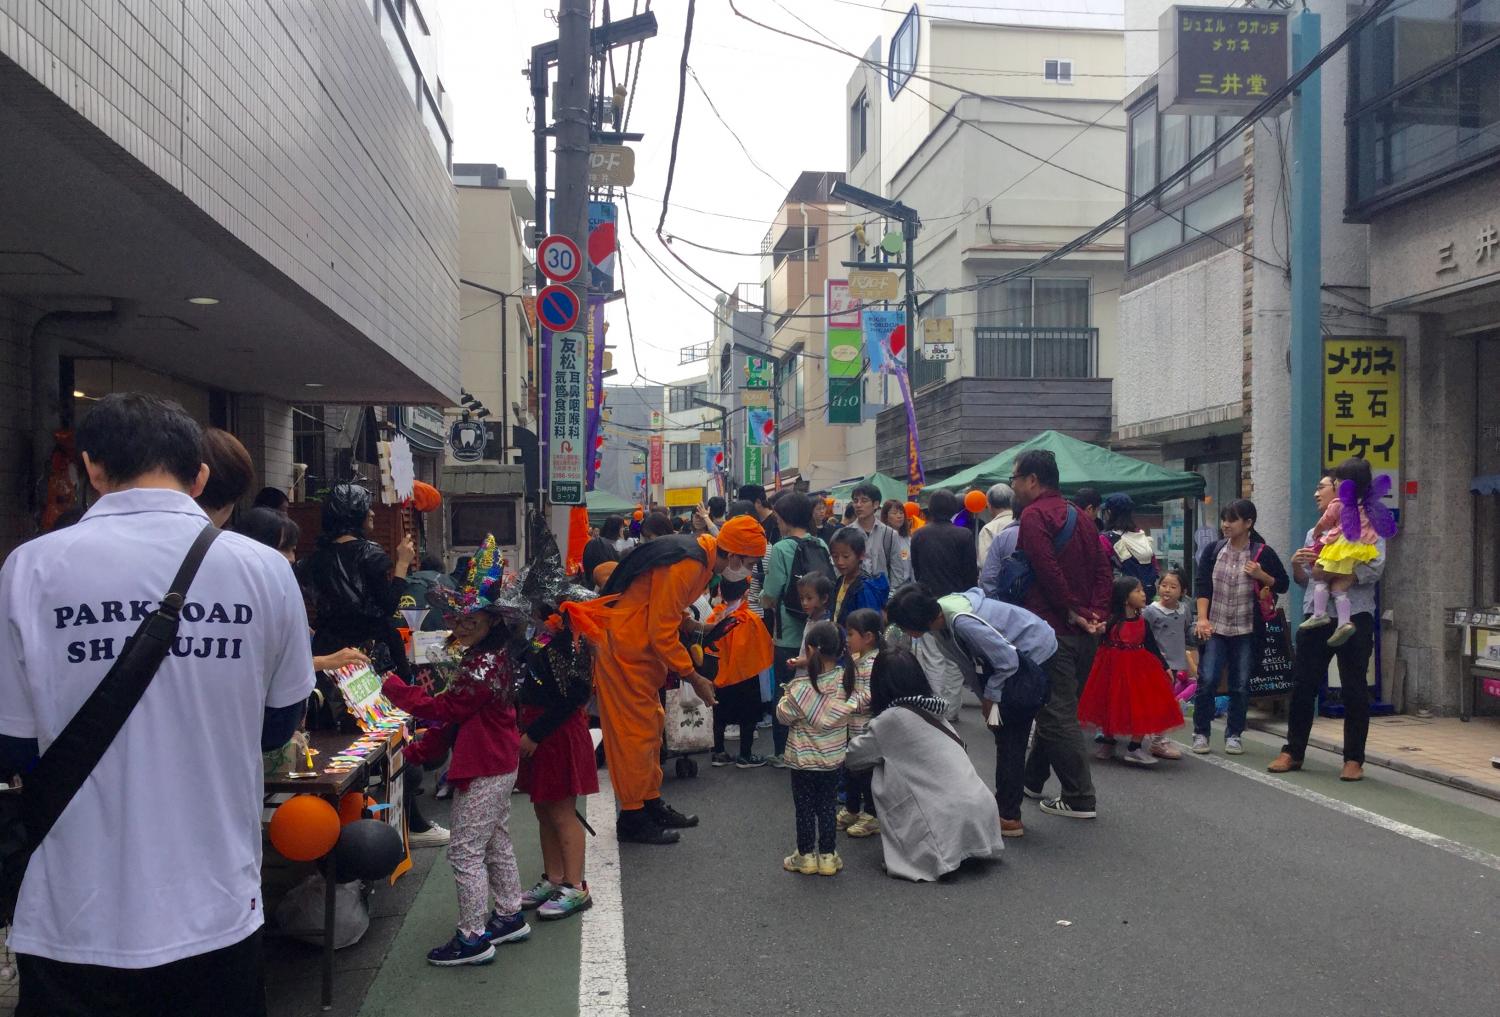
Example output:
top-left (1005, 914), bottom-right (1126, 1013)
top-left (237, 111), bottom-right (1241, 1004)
top-left (18, 928), bottom-right (266, 1017)
top-left (1022, 636), bottom-right (1097, 809)
top-left (992, 704), bottom-right (1040, 821)
top-left (843, 763), bottom-right (876, 816)
top-left (1283, 612), bottom-right (1375, 764)
top-left (790, 769), bottom-right (840, 854)
top-left (713, 679), bottom-right (761, 756)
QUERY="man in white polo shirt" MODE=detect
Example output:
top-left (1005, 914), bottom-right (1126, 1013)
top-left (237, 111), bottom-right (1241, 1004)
top-left (0, 393), bottom-right (314, 1017)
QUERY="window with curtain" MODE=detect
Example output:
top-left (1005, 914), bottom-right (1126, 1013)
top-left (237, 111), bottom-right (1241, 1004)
top-left (670, 442), bottom-right (701, 472)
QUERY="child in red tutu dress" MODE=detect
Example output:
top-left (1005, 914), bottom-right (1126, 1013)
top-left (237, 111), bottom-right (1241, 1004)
top-left (1078, 576), bottom-right (1184, 767)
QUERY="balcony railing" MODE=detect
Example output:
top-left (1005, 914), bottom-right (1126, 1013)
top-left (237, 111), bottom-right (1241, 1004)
top-left (974, 326), bottom-right (1098, 379)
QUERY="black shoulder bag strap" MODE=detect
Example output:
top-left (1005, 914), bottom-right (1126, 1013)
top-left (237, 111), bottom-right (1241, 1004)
top-left (21, 523), bottom-right (221, 845)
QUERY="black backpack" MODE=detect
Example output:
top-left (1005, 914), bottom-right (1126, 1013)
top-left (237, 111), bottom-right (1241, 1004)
top-left (992, 506), bottom-right (1077, 605)
top-left (778, 536), bottom-right (835, 622)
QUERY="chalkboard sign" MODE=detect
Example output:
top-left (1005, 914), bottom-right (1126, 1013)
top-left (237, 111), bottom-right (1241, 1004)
top-left (1250, 610), bottom-right (1297, 697)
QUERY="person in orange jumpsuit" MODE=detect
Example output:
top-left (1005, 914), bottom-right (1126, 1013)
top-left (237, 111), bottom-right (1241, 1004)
top-left (563, 516), bottom-right (767, 843)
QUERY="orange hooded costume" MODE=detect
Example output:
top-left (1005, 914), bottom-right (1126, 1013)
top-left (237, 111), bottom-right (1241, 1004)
top-left (561, 517), bottom-right (768, 811)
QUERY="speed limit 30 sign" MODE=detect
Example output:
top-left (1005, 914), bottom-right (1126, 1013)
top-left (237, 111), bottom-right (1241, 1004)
top-left (537, 234), bottom-right (582, 284)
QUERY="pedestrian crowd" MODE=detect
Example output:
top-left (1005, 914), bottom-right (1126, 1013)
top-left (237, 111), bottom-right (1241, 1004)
top-left (0, 390), bottom-right (1393, 1011)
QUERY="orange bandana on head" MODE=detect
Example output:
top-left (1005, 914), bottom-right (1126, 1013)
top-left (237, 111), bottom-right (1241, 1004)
top-left (715, 515), bottom-right (767, 558)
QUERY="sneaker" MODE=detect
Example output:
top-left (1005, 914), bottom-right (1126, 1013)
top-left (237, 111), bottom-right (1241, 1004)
top-left (427, 930), bottom-right (496, 967)
top-left (433, 775), bottom-right (453, 801)
top-left (1328, 623), bottom-right (1357, 648)
top-left (644, 798), bottom-right (698, 829)
top-left (756, 718), bottom-right (772, 729)
top-left (817, 851), bottom-right (844, 876)
top-left (1093, 739), bottom-right (1117, 761)
top-left (835, 807), bottom-right (858, 830)
top-left (710, 751), bottom-right (734, 767)
top-left (783, 851), bottom-right (818, 874)
top-left (735, 754), bottom-right (768, 769)
top-left (482, 910), bottom-right (531, 945)
top-left (1039, 796), bottom-right (1097, 819)
top-left (1191, 734), bottom-right (1210, 754)
top-left (616, 809), bottom-right (680, 845)
top-left (409, 823), bottom-right (451, 848)
top-left (1121, 745), bottom-right (1158, 767)
top-left (1298, 614), bottom-right (1332, 631)
top-left (769, 753), bottom-right (789, 769)
top-left (1022, 785), bottom-right (1045, 800)
top-left (1225, 736), bottom-right (1245, 755)
top-left (724, 725), bottom-right (740, 739)
top-left (1000, 818), bottom-right (1025, 838)
top-left (847, 814), bottom-right (881, 838)
top-left (520, 876), bottom-right (559, 910)
top-left (538, 884), bottom-right (593, 921)
top-left (1150, 737), bottom-right (1183, 760)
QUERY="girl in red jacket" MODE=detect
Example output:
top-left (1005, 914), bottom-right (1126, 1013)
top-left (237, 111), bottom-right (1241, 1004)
top-left (383, 580), bottom-right (525, 968)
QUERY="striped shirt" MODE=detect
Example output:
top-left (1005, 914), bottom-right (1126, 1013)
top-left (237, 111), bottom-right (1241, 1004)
top-left (775, 666), bottom-right (859, 771)
top-left (847, 650), bottom-right (877, 740)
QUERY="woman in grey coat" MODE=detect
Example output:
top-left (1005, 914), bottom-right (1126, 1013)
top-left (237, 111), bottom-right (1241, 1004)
top-left (847, 648), bottom-right (1005, 882)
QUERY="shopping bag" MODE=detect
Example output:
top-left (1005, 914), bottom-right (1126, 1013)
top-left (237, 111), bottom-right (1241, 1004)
top-left (663, 684), bottom-right (713, 753)
top-left (275, 873), bottom-right (370, 949)
top-left (1250, 609), bottom-right (1297, 697)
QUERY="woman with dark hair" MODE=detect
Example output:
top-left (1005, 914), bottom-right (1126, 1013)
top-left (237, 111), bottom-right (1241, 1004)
top-left (252, 486), bottom-right (290, 514)
top-left (1100, 492), bottom-right (1159, 601)
top-left (196, 427), bottom-right (256, 526)
top-left (846, 648), bottom-right (1006, 881)
top-left (236, 506), bottom-right (300, 561)
top-left (879, 498), bottom-right (914, 587)
top-left (1191, 498), bottom-right (1289, 756)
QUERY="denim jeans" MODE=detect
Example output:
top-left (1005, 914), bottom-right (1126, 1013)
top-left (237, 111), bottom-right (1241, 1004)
top-left (1194, 632), bottom-right (1255, 737)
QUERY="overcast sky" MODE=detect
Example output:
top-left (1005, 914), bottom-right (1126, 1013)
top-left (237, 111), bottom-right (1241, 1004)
top-left (439, 0), bottom-right (1124, 388)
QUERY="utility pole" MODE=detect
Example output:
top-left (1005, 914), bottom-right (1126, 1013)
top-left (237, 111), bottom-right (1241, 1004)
top-left (1288, 10), bottom-right (1322, 620)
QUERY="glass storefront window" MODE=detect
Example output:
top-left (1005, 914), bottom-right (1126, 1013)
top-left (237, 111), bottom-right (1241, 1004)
top-left (1183, 180), bottom-right (1243, 236)
top-left (1161, 114), bottom-right (1189, 198)
top-left (1130, 104), bottom-right (1156, 200)
top-left (1129, 216), bottom-right (1182, 265)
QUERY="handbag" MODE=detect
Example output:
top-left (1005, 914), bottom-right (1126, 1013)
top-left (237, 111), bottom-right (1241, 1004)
top-left (1250, 544), bottom-right (1278, 623)
top-left (663, 683), bottom-right (714, 754)
top-left (0, 523), bottom-right (220, 923)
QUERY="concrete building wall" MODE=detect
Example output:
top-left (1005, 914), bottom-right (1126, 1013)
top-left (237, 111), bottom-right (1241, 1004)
top-left (0, 0), bottom-right (460, 397)
top-left (457, 183), bottom-right (530, 445)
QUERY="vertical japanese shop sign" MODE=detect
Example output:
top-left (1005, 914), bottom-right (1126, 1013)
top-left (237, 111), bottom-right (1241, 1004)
top-left (547, 331), bottom-right (587, 505)
top-left (1158, 6), bottom-right (1289, 116)
top-left (648, 435), bottom-right (664, 486)
top-left (1323, 337), bottom-right (1401, 513)
top-left (584, 297), bottom-right (606, 490)
top-left (743, 445), bottom-right (763, 485)
top-left (826, 280), bottom-right (863, 425)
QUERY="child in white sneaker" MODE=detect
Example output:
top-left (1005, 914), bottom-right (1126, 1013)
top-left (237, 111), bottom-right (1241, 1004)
top-left (777, 621), bottom-right (860, 876)
top-left (1142, 569), bottom-right (1198, 759)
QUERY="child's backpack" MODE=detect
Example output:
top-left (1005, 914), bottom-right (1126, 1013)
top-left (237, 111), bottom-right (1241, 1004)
top-left (778, 536), bottom-right (835, 622)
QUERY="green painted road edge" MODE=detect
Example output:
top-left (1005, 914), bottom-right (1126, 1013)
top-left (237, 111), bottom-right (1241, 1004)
top-left (1182, 723), bottom-right (1500, 859)
top-left (357, 799), bottom-right (583, 1017)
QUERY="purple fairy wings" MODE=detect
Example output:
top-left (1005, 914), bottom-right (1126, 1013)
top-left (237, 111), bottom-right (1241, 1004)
top-left (1338, 476), bottom-right (1398, 541)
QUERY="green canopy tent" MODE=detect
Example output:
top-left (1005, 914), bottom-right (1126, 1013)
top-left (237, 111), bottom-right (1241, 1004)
top-left (828, 471), bottom-right (909, 505)
top-left (924, 431), bottom-right (1205, 502)
top-left (584, 488), bottom-right (638, 519)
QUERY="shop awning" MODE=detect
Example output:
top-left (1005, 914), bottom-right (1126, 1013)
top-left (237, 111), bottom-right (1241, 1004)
top-left (828, 471), bottom-right (909, 504)
top-left (585, 488), bottom-right (637, 517)
top-left (924, 430), bottom-right (1206, 502)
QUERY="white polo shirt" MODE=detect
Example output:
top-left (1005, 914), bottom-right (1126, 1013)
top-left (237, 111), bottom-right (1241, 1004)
top-left (0, 488), bottom-right (314, 968)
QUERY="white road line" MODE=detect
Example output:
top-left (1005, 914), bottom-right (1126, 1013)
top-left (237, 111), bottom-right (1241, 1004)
top-left (1186, 748), bottom-right (1500, 873)
top-left (579, 770), bottom-right (630, 1017)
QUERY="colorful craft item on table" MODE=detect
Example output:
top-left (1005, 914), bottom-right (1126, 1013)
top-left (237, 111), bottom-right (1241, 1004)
top-left (330, 663), bottom-right (410, 733)
top-left (268, 795), bottom-right (342, 861)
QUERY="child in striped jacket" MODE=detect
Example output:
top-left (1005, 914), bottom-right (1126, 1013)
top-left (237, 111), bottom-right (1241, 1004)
top-left (777, 620), bottom-right (861, 877)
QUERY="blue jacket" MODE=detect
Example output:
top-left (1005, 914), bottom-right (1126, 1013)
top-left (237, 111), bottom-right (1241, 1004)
top-left (836, 572), bottom-right (889, 626)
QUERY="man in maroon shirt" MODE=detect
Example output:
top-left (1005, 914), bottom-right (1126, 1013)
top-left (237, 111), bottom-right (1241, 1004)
top-left (1009, 450), bottom-right (1112, 819)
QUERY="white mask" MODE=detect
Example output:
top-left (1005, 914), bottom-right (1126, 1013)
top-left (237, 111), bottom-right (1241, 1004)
top-left (721, 562), bottom-right (751, 582)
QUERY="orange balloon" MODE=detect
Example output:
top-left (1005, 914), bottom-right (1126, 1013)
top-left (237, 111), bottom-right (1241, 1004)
top-left (338, 791), bottom-right (376, 826)
top-left (410, 480), bottom-right (442, 513)
top-left (903, 500), bottom-right (921, 519)
top-left (824, 497), bottom-right (834, 507)
top-left (964, 490), bottom-right (987, 514)
top-left (633, 509), bottom-right (644, 521)
top-left (269, 794), bottom-right (341, 861)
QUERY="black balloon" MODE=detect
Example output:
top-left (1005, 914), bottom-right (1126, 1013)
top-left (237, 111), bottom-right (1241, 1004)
top-left (333, 819), bottom-right (405, 882)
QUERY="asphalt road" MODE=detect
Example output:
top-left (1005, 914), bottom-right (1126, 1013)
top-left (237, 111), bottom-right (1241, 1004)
top-left (617, 713), bottom-right (1500, 1017)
